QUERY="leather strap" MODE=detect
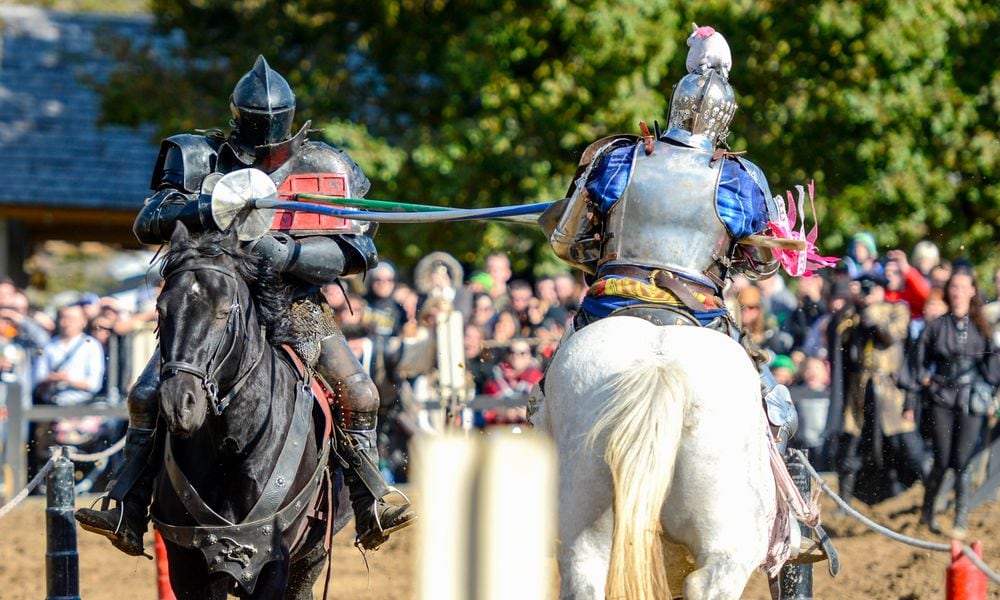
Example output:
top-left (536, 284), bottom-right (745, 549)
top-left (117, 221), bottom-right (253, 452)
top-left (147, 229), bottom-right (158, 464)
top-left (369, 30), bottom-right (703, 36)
top-left (163, 434), bottom-right (234, 526)
top-left (244, 378), bottom-right (313, 523)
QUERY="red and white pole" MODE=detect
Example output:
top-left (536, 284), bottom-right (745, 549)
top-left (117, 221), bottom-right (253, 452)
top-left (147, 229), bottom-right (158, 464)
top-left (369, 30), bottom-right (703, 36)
top-left (946, 540), bottom-right (987, 600)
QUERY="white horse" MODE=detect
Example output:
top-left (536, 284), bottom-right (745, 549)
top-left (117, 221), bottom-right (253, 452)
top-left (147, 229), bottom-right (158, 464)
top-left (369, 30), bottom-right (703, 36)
top-left (533, 316), bottom-right (778, 600)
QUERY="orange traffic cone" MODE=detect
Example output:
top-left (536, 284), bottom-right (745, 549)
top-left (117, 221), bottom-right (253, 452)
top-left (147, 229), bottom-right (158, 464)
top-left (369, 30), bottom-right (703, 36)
top-left (946, 540), bottom-right (987, 600)
top-left (154, 529), bottom-right (177, 600)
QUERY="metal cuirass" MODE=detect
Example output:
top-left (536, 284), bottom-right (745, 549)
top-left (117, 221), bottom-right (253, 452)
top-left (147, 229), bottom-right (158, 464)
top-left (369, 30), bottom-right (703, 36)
top-left (602, 140), bottom-right (729, 284)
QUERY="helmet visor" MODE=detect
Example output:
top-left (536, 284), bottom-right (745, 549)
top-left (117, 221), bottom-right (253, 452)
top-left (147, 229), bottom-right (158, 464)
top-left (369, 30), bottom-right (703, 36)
top-left (233, 105), bottom-right (295, 148)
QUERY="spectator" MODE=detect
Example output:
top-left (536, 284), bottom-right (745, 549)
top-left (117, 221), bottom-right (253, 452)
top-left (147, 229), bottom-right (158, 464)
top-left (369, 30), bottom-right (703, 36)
top-left (414, 251), bottom-right (470, 319)
top-left (553, 272), bottom-right (581, 312)
top-left (844, 231), bottom-right (881, 278)
top-left (466, 271), bottom-right (494, 296)
top-left (928, 261), bottom-right (952, 290)
top-left (915, 267), bottom-right (1000, 538)
top-left (484, 252), bottom-right (512, 310)
top-left (535, 277), bottom-right (558, 310)
top-left (393, 283), bottom-right (420, 324)
top-left (30, 304), bottom-right (106, 482)
top-left (364, 262), bottom-right (407, 336)
top-left (535, 317), bottom-right (566, 371)
top-left (0, 291), bottom-right (50, 352)
top-left (884, 248), bottom-right (931, 321)
top-left (911, 240), bottom-right (940, 279)
top-left (782, 275), bottom-right (826, 351)
top-left (482, 338), bottom-right (542, 425)
top-left (835, 272), bottom-right (927, 508)
top-left (738, 285), bottom-right (792, 357)
top-left (492, 309), bottom-right (519, 346)
top-left (788, 356), bottom-right (832, 466)
top-left (508, 279), bottom-right (534, 334)
top-left (770, 354), bottom-right (797, 386)
top-left (33, 304), bottom-right (105, 407)
top-left (757, 274), bottom-right (798, 326)
top-left (470, 292), bottom-right (497, 335)
top-left (463, 324), bottom-right (495, 395)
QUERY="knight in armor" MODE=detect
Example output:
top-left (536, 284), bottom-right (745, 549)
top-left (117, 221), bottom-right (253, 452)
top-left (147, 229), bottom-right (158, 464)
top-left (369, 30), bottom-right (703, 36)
top-left (76, 56), bottom-right (415, 555)
top-left (539, 25), bottom-right (798, 453)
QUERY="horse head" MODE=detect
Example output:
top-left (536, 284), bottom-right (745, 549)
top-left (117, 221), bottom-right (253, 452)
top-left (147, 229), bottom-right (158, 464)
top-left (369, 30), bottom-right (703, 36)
top-left (157, 222), bottom-right (258, 437)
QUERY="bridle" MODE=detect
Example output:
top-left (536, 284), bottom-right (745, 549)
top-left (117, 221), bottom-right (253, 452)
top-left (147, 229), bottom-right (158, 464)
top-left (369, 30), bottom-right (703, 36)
top-left (159, 262), bottom-right (263, 416)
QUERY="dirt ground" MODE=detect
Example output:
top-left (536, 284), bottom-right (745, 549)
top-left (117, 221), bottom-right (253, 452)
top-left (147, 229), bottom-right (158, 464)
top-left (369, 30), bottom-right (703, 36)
top-left (1, 483), bottom-right (998, 599)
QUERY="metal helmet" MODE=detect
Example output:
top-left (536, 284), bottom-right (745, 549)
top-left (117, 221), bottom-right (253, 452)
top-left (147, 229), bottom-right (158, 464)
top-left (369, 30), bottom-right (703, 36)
top-left (665, 68), bottom-right (737, 151)
top-left (229, 56), bottom-right (296, 148)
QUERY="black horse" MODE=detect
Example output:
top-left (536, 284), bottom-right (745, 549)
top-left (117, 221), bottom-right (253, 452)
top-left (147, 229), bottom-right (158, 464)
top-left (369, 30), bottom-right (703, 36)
top-left (152, 222), bottom-right (350, 599)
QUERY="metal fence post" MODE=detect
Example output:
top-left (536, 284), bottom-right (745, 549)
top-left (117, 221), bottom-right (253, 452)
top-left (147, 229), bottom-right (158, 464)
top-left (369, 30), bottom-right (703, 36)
top-left (779, 450), bottom-right (814, 599)
top-left (46, 446), bottom-right (80, 600)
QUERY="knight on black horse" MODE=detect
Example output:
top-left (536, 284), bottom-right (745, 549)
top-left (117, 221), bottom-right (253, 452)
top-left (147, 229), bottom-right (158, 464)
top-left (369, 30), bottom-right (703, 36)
top-left (76, 56), bottom-right (416, 556)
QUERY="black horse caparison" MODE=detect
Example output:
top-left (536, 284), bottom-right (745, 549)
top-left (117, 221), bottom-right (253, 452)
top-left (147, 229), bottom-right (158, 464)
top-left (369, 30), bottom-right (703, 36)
top-left (152, 222), bottom-right (350, 599)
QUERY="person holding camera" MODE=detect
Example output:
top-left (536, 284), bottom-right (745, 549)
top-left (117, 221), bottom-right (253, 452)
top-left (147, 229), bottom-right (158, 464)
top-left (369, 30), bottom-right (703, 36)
top-left (834, 271), bottom-right (928, 507)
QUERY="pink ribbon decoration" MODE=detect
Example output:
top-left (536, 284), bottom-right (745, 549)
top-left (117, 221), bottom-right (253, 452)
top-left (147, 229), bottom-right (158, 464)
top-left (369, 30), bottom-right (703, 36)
top-left (766, 180), bottom-right (839, 277)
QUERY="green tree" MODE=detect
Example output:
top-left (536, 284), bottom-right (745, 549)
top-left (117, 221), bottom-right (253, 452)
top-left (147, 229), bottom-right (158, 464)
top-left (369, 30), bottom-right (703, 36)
top-left (101, 0), bottom-right (1000, 278)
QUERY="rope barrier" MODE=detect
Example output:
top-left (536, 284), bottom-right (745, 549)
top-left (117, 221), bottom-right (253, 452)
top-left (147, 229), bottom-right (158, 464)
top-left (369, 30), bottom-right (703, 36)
top-left (788, 449), bottom-right (1000, 585)
top-left (0, 435), bottom-right (126, 521)
top-left (66, 436), bottom-right (127, 463)
top-left (0, 458), bottom-right (54, 519)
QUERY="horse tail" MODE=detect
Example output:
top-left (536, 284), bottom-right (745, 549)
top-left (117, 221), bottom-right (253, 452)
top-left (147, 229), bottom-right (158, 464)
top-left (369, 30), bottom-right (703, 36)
top-left (588, 351), bottom-right (687, 600)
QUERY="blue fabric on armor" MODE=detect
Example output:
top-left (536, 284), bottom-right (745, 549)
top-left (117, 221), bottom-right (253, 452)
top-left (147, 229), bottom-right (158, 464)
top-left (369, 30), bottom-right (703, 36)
top-left (581, 288), bottom-right (728, 326)
top-left (586, 145), bottom-right (636, 216)
top-left (717, 158), bottom-right (769, 239)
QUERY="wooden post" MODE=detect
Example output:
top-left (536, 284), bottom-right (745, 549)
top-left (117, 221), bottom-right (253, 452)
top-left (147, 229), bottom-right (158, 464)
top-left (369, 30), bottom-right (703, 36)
top-left (414, 431), bottom-right (556, 600)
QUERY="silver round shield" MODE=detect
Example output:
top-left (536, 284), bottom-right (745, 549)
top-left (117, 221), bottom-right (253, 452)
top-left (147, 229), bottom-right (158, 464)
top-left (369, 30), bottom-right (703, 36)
top-left (210, 168), bottom-right (278, 241)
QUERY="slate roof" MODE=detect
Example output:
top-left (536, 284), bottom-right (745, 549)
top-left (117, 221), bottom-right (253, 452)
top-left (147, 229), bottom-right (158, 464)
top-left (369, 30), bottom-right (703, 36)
top-left (0, 6), bottom-right (169, 211)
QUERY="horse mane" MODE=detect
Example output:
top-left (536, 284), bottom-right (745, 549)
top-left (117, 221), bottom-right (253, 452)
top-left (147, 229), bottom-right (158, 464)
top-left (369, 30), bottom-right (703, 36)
top-left (161, 230), bottom-right (294, 347)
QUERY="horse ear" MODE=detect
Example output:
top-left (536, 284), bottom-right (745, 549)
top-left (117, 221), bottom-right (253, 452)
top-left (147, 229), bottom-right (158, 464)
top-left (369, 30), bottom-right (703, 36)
top-left (170, 221), bottom-right (190, 246)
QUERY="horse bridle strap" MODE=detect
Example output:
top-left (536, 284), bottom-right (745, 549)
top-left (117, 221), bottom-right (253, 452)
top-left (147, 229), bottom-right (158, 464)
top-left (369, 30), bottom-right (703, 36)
top-left (160, 262), bottom-right (263, 416)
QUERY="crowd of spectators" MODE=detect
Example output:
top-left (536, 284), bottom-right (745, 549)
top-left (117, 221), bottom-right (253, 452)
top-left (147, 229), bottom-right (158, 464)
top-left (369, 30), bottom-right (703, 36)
top-left (0, 277), bottom-right (160, 492)
top-left (730, 234), bottom-right (1000, 539)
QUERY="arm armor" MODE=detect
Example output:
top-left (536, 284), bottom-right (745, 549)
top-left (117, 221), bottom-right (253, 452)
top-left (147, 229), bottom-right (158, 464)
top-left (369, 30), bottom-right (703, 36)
top-left (541, 193), bottom-right (600, 275)
top-left (541, 135), bottom-right (636, 275)
top-left (249, 233), bottom-right (378, 285)
top-left (135, 141), bottom-right (218, 244)
top-left (133, 188), bottom-right (213, 245)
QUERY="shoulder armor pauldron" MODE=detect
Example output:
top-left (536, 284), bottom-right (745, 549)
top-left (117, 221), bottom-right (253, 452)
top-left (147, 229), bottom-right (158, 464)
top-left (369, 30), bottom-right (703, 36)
top-left (150, 134), bottom-right (222, 193)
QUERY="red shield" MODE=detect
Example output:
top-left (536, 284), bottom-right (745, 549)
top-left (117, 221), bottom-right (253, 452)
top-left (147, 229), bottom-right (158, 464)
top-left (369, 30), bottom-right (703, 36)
top-left (271, 173), bottom-right (362, 235)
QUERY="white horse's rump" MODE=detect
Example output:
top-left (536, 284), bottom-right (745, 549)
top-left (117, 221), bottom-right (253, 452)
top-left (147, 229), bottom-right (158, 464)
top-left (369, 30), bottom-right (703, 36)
top-left (535, 316), bottom-right (775, 600)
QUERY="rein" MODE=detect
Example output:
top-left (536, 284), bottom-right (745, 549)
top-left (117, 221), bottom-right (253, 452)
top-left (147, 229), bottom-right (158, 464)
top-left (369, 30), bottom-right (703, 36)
top-left (160, 262), bottom-right (263, 415)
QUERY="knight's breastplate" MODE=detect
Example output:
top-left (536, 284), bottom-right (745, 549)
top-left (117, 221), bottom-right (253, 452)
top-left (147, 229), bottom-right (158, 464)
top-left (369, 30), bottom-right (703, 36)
top-left (602, 141), bottom-right (729, 284)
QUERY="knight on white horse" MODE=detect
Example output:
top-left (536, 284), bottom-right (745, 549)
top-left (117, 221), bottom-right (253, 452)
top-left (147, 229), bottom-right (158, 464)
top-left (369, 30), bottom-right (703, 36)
top-left (540, 23), bottom-right (799, 451)
top-left (535, 24), bottom-right (836, 599)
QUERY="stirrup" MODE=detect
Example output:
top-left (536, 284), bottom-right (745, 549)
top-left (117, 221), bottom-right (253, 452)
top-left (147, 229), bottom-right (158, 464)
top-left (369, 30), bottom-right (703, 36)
top-left (787, 523), bottom-right (840, 577)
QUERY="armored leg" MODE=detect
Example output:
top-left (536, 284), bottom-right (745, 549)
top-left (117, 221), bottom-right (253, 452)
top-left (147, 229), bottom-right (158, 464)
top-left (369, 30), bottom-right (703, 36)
top-left (75, 353), bottom-right (161, 557)
top-left (760, 364), bottom-right (798, 454)
top-left (317, 327), bottom-right (416, 550)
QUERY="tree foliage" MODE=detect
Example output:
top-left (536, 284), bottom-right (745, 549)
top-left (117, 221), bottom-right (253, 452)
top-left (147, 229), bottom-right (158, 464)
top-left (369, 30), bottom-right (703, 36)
top-left (101, 0), bottom-right (1000, 277)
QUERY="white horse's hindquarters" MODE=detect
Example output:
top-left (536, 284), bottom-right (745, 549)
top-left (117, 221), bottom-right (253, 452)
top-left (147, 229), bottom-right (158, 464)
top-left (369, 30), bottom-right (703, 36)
top-left (544, 316), bottom-right (775, 599)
